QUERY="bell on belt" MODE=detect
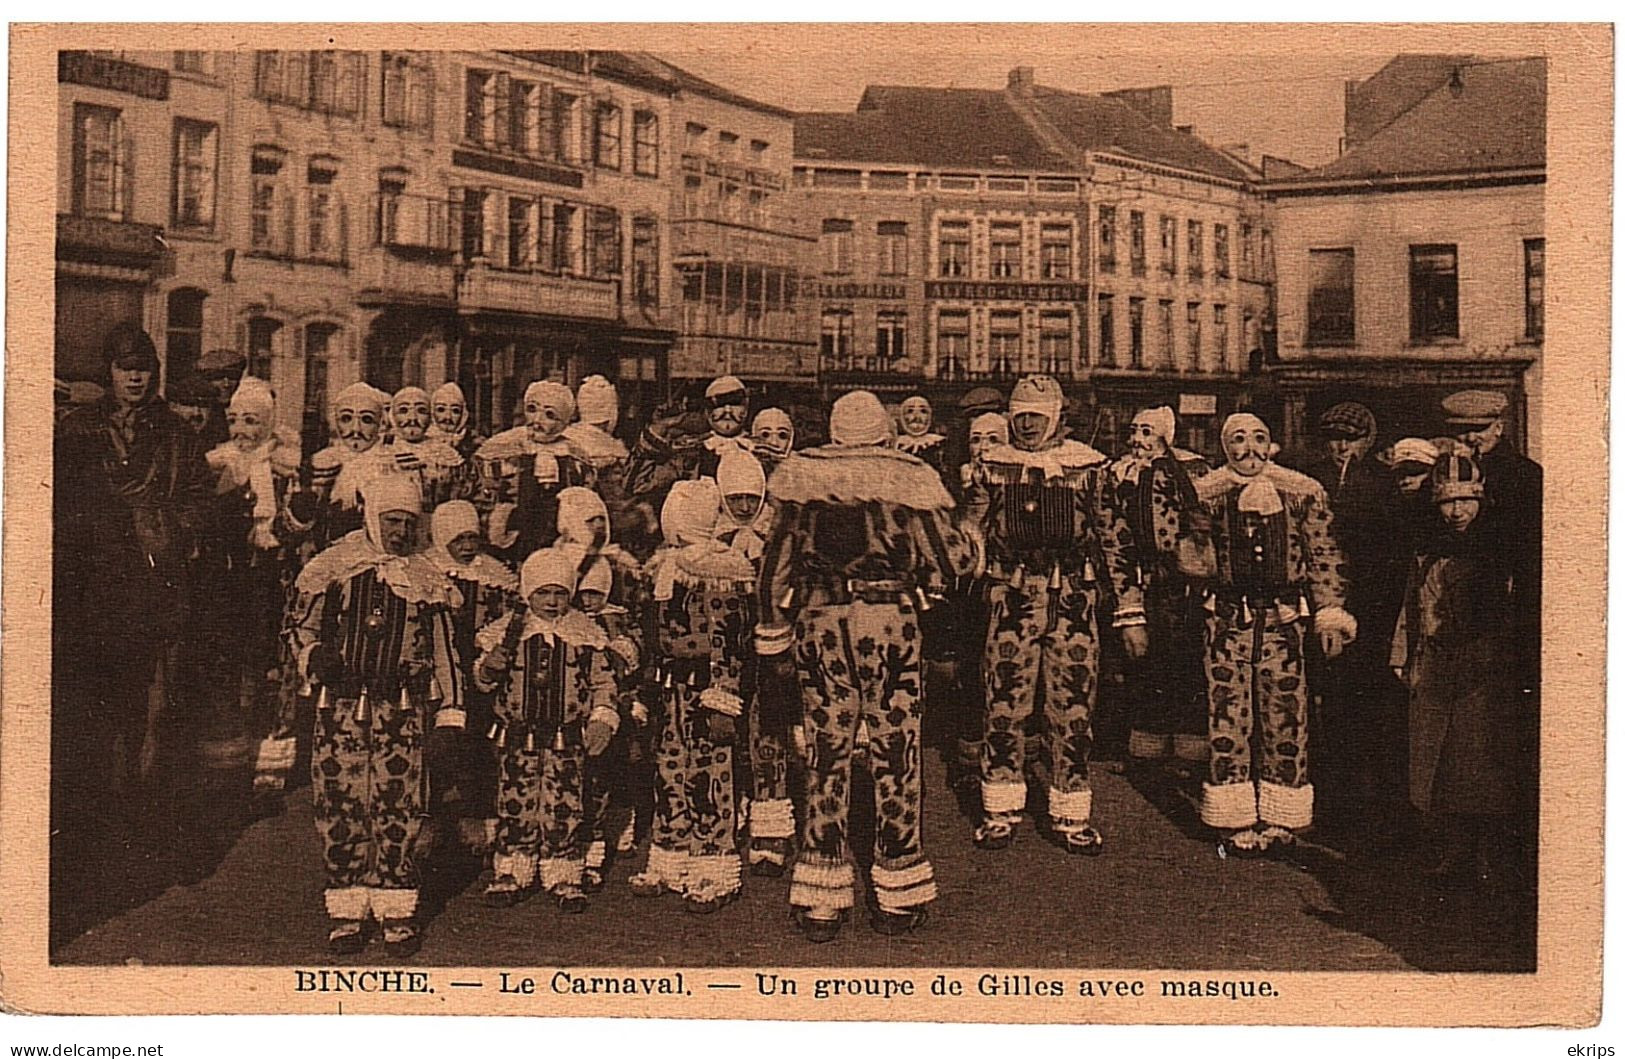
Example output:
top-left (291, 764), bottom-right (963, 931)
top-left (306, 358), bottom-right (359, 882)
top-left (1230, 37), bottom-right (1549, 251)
top-left (552, 728), bottom-right (566, 752)
top-left (399, 685), bottom-right (413, 714)
top-left (524, 729), bottom-right (538, 753)
top-left (354, 687), bottom-right (371, 724)
top-left (487, 721), bottom-right (508, 747)
top-left (315, 685), bottom-right (333, 712)
top-left (1023, 500), bottom-right (1039, 514)
top-left (777, 585), bottom-right (797, 611)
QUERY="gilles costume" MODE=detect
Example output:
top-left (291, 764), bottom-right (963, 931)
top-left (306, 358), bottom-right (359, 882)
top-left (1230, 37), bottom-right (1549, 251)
top-left (288, 474), bottom-right (462, 952)
top-left (200, 378), bottom-right (307, 801)
top-left (477, 381), bottom-right (597, 561)
top-left (383, 385), bottom-right (467, 509)
top-left (307, 383), bottom-right (394, 549)
top-left (1178, 414), bottom-right (1356, 848)
top-left (715, 450), bottom-right (795, 871)
top-left (632, 480), bottom-right (753, 909)
top-left (895, 395), bottom-right (948, 479)
top-left (428, 501), bottom-right (518, 825)
top-left (750, 407), bottom-right (796, 476)
top-left (962, 376), bottom-right (1141, 852)
top-left (759, 392), bottom-right (977, 934)
top-left (1109, 406), bottom-right (1212, 764)
top-left (477, 548), bottom-right (619, 907)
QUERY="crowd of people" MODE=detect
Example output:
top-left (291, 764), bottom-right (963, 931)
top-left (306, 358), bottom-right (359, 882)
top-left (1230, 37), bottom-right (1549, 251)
top-left (51, 321), bottom-right (1542, 956)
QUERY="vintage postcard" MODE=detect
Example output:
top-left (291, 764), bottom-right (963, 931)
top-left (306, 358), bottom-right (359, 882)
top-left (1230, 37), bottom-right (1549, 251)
top-left (1, 21), bottom-right (1610, 1025)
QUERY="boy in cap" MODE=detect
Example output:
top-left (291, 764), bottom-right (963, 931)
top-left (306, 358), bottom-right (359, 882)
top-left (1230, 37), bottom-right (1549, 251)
top-left (167, 373), bottom-right (220, 435)
top-left (195, 347), bottom-right (248, 449)
top-left (477, 381), bottom-right (597, 561)
top-left (630, 479), bottom-right (755, 912)
top-left (476, 546), bottom-right (621, 912)
top-left (1178, 413), bottom-right (1355, 856)
top-left (1110, 405), bottom-right (1211, 772)
top-left (759, 391), bottom-right (978, 940)
top-left (288, 474), bottom-right (464, 955)
top-left (962, 375), bottom-right (1144, 855)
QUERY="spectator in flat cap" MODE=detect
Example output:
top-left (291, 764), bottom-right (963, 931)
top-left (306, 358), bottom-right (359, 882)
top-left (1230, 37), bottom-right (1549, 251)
top-left (196, 349), bottom-right (247, 450)
top-left (166, 373), bottom-right (219, 435)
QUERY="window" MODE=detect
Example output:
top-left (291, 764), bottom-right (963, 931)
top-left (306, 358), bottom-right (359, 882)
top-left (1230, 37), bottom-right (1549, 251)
top-left (165, 288), bottom-right (206, 381)
top-left (247, 317), bottom-right (281, 381)
top-left (1410, 244), bottom-right (1459, 342)
top-left (820, 308), bottom-right (854, 367)
top-left (170, 119), bottom-right (218, 233)
top-left (938, 174), bottom-right (978, 191)
top-left (1098, 206), bottom-right (1117, 273)
top-left (633, 111), bottom-right (659, 176)
top-left (460, 188), bottom-right (488, 259)
top-left (73, 103), bottom-right (126, 220)
top-left (594, 101), bottom-right (623, 169)
top-left (256, 51), bottom-right (362, 116)
top-left (1186, 302), bottom-right (1202, 363)
top-left (869, 171), bottom-right (908, 191)
top-left (550, 203), bottom-right (577, 272)
top-left (1306, 248), bottom-right (1355, 346)
top-left (878, 221), bottom-right (909, 276)
top-left (1524, 237), bottom-right (1544, 339)
top-left (1187, 220), bottom-right (1205, 279)
top-left (1158, 300), bottom-right (1174, 362)
top-left (937, 310), bottom-right (970, 379)
top-left (509, 80), bottom-right (544, 157)
top-left (381, 52), bottom-right (433, 132)
top-left (633, 216), bottom-right (660, 306)
top-left (1040, 224), bottom-right (1072, 280)
top-left (1214, 223), bottom-right (1231, 279)
top-left (685, 122), bottom-right (707, 151)
top-left (1241, 223), bottom-right (1255, 278)
top-left (938, 220), bottom-right (970, 277)
top-left (989, 312), bottom-right (1022, 376)
top-left (988, 176), bottom-right (1028, 193)
top-left (1129, 297), bottom-right (1145, 367)
top-left (1097, 294), bottom-right (1116, 366)
top-left (376, 173), bottom-right (405, 245)
top-left (717, 131), bottom-right (739, 161)
top-left (812, 168), bottom-right (861, 189)
top-left (1129, 211), bottom-right (1146, 276)
top-left (990, 222), bottom-right (1022, 278)
top-left (587, 207), bottom-right (621, 277)
top-left (551, 92), bottom-right (580, 163)
top-left (1159, 215), bottom-right (1178, 275)
top-left (507, 197), bottom-right (535, 268)
top-left (1214, 304), bottom-right (1229, 363)
top-left (464, 68), bottom-right (504, 147)
top-left (249, 146), bottom-right (290, 255)
top-left (174, 51), bottom-right (206, 74)
top-left (1039, 311), bottom-right (1072, 376)
top-left (305, 159), bottom-right (344, 263)
top-left (876, 310), bottom-right (907, 364)
top-left (1036, 177), bottom-right (1079, 194)
top-left (821, 219), bottom-right (854, 275)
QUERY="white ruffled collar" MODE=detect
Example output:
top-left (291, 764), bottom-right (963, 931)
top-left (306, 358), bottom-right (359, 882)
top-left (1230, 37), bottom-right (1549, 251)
top-left (295, 531), bottom-right (459, 607)
top-left (983, 439), bottom-right (1107, 480)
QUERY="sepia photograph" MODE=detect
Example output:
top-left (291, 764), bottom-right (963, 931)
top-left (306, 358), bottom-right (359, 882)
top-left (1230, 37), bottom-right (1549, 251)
top-left (0, 21), bottom-right (1610, 1025)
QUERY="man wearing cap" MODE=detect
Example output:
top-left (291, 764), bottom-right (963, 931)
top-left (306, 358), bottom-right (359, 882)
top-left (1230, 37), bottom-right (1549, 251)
top-left (1178, 413), bottom-right (1355, 856)
top-left (758, 391), bottom-right (978, 941)
top-left (1303, 401), bottom-right (1395, 834)
top-left (962, 375), bottom-right (1144, 855)
top-left (476, 380), bottom-right (597, 561)
top-left (1110, 405), bottom-right (1212, 773)
top-left (54, 323), bottom-right (212, 922)
top-left (195, 348), bottom-right (247, 450)
top-left (289, 473), bottom-right (463, 954)
top-left (625, 375), bottom-right (754, 512)
top-left (166, 373), bottom-right (220, 435)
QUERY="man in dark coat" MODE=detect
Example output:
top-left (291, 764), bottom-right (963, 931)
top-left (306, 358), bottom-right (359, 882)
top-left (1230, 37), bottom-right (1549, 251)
top-left (53, 323), bottom-right (211, 939)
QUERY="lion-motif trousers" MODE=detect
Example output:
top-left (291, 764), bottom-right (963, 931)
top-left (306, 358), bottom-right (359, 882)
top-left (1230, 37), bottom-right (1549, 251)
top-left (789, 599), bottom-right (936, 916)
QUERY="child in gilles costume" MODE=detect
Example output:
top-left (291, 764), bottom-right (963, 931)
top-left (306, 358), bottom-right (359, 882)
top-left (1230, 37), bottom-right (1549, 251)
top-left (629, 478), bottom-right (755, 913)
top-left (476, 547), bottom-right (619, 912)
top-left (288, 473), bottom-right (462, 956)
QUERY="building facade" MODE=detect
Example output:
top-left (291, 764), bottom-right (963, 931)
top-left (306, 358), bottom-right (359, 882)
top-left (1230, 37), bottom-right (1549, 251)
top-left (793, 69), bottom-right (1269, 455)
top-left (55, 49), bottom-right (765, 442)
top-left (1262, 56), bottom-right (1545, 458)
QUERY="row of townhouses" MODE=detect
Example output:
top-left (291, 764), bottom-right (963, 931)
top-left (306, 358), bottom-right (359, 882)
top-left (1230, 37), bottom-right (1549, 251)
top-left (55, 49), bottom-right (1545, 455)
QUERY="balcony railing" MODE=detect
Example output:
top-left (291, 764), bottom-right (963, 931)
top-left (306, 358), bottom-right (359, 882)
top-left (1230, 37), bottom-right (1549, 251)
top-left (458, 258), bottom-right (620, 320)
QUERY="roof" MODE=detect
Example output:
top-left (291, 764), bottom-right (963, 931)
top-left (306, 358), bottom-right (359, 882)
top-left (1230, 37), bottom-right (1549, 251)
top-left (796, 86), bottom-right (1062, 169)
top-left (502, 50), bottom-right (792, 118)
top-left (1343, 54), bottom-right (1477, 147)
top-left (1026, 86), bottom-right (1251, 181)
top-left (1275, 57), bottom-right (1546, 184)
top-left (792, 81), bottom-right (1249, 182)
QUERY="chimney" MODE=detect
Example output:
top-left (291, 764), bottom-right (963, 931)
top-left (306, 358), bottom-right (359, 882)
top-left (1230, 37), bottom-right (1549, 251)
top-left (1104, 85), bottom-right (1174, 128)
top-left (1008, 66), bottom-right (1035, 94)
